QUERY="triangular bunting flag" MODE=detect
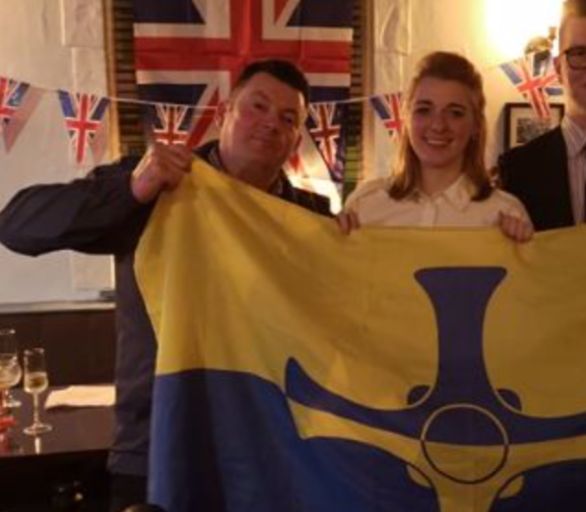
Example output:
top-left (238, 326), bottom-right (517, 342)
top-left (371, 92), bottom-right (403, 138)
top-left (0, 77), bottom-right (42, 152)
top-left (500, 52), bottom-right (563, 119)
top-left (306, 102), bottom-right (347, 183)
top-left (57, 91), bottom-right (110, 166)
top-left (145, 103), bottom-right (196, 146)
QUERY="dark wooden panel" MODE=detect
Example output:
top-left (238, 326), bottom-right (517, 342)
top-left (0, 309), bottom-right (116, 386)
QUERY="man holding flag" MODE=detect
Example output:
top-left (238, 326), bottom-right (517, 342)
top-left (0, 59), bottom-right (330, 512)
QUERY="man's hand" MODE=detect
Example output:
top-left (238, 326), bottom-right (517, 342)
top-left (498, 212), bottom-right (534, 243)
top-left (131, 143), bottom-right (193, 204)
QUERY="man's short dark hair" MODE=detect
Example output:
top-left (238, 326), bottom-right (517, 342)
top-left (234, 59), bottom-right (310, 107)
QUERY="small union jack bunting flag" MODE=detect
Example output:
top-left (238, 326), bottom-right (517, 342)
top-left (371, 92), bottom-right (403, 138)
top-left (306, 102), bottom-right (346, 183)
top-left (539, 55), bottom-right (563, 98)
top-left (0, 76), bottom-right (42, 151)
top-left (500, 52), bottom-right (563, 119)
top-left (145, 103), bottom-right (197, 146)
top-left (57, 91), bottom-right (110, 165)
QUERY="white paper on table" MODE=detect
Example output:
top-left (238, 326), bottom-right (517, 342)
top-left (45, 385), bottom-right (115, 409)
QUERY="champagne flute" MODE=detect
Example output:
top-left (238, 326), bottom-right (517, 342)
top-left (0, 358), bottom-right (21, 422)
top-left (0, 328), bottom-right (22, 411)
top-left (23, 348), bottom-right (52, 435)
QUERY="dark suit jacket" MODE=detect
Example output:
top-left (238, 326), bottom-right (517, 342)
top-left (498, 126), bottom-right (575, 231)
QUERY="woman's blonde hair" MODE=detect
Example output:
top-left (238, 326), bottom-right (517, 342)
top-left (389, 51), bottom-right (492, 201)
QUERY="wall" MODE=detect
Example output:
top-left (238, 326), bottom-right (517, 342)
top-left (0, 0), bottom-right (113, 304)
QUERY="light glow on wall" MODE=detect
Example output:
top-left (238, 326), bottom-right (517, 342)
top-left (485, 0), bottom-right (563, 60)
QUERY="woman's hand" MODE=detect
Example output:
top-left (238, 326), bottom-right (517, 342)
top-left (336, 210), bottom-right (361, 235)
top-left (498, 212), bottom-right (534, 243)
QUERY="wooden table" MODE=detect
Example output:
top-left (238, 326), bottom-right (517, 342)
top-left (0, 388), bottom-right (114, 511)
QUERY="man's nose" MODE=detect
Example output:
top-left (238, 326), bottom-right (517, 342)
top-left (262, 108), bottom-right (281, 131)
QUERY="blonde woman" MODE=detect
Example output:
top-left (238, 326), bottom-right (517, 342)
top-left (340, 52), bottom-right (533, 241)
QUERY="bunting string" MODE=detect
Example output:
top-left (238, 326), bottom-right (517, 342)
top-left (0, 52), bottom-right (565, 173)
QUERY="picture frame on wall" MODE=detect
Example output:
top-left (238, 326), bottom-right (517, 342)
top-left (503, 102), bottom-right (565, 151)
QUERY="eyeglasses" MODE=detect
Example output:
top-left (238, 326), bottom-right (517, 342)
top-left (564, 46), bottom-right (586, 70)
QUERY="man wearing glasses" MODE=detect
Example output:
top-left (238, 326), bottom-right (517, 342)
top-left (498, 0), bottom-right (586, 231)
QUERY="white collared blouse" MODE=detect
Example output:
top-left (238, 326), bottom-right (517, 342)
top-left (345, 175), bottom-right (530, 228)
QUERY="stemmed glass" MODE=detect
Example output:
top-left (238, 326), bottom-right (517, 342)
top-left (23, 348), bottom-right (52, 435)
top-left (0, 329), bottom-right (22, 415)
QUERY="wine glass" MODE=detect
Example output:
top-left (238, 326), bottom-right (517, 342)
top-left (0, 329), bottom-right (22, 414)
top-left (23, 348), bottom-right (52, 436)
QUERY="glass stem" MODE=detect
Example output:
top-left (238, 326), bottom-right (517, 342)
top-left (32, 393), bottom-right (40, 425)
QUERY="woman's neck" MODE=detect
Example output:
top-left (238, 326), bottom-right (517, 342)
top-left (419, 164), bottom-right (463, 197)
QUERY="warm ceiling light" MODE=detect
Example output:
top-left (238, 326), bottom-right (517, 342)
top-left (485, 0), bottom-right (563, 61)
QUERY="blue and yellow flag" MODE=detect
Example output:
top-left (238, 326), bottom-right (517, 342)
top-left (136, 160), bottom-right (586, 512)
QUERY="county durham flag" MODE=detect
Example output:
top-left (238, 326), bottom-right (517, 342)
top-left (136, 162), bottom-right (586, 512)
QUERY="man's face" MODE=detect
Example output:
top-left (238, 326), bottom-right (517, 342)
top-left (557, 16), bottom-right (586, 117)
top-left (217, 72), bottom-right (306, 181)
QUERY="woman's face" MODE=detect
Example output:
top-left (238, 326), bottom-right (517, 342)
top-left (407, 76), bottom-right (477, 173)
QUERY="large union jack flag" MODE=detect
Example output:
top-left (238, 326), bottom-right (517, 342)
top-left (133, 0), bottom-right (353, 210)
top-left (500, 52), bottom-right (563, 119)
top-left (58, 92), bottom-right (110, 166)
top-left (0, 77), bottom-right (41, 152)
